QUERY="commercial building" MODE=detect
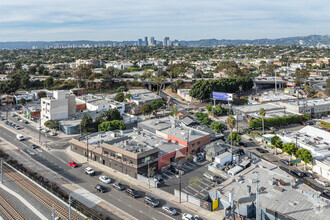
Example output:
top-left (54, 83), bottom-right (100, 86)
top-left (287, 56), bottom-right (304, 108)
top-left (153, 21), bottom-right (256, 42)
top-left (253, 94), bottom-right (297, 103)
top-left (163, 37), bottom-right (170, 46)
top-left (22, 104), bottom-right (41, 119)
top-left (75, 94), bottom-right (125, 114)
top-left (70, 130), bottom-right (159, 178)
top-left (0, 94), bottom-right (15, 105)
top-left (278, 97), bottom-right (330, 117)
top-left (233, 103), bottom-right (287, 120)
top-left (13, 91), bottom-right (34, 104)
top-left (126, 89), bottom-right (162, 105)
top-left (177, 89), bottom-right (199, 103)
top-left (215, 160), bottom-right (330, 219)
top-left (41, 91), bottom-right (76, 125)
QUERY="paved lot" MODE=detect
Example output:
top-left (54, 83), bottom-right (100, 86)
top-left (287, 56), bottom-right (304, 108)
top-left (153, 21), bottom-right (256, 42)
top-left (160, 161), bottom-right (222, 200)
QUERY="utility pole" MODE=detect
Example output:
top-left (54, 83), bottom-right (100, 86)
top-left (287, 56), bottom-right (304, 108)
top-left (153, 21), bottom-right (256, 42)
top-left (69, 193), bottom-right (72, 220)
top-left (148, 160), bottom-right (150, 189)
top-left (52, 204), bottom-right (55, 220)
top-left (38, 118), bottom-right (41, 143)
top-left (1, 158), bottom-right (3, 184)
top-left (275, 71), bottom-right (277, 93)
top-left (179, 171), bottom-right (182, 203)
top-left (86, 134), bottom-right (89, 162)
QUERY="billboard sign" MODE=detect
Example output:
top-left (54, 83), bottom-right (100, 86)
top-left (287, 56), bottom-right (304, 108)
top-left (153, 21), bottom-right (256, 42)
top-left (212, 92), bottom-right (233, 101)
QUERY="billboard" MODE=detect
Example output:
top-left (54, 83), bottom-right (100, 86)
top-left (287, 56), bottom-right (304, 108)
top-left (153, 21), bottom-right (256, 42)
top-left (212, 92), bottom-right (233, 101)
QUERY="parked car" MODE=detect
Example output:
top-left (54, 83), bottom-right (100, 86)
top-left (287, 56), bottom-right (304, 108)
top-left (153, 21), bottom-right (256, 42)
top-left (170, 165), bottom-right (184, 175)
top-left (322, 190), bottom-right (330, 199)
top-left (30, 144), bottom-right (38, 149)
top-left (162, 205), bottom-right (177, 215)
top-left (144, 195), bottom-right (159, 207)
top-left (239, 142), bottom-right (248, 147)
top-left (153, 174), bottom-right (164, 183)
top-left (42, 128), bottom-right (49, 133)
top-left (304, 172), bottom-right (314, 179)
top-left (256, 148), bottom-right (268, 153)
top-left (14, 125), bottom-right (21, 130)
top-left (125, 188), bottom-right (140, 198)
top-left (99, 175), bottom-right (111, 184)
top-left (36, 126), bottom-right (42, 130)
top-left (182, 213), bottom-right (197, 220)
top-left (49, 131), bottom-right (56, 136)
top-left (280, 159), bottom-right (292, 166)
top-left (68, 161), bottom-right (78, 168)
top-left (113, 182), bottom-right (125, 191)
top-left (315, 179), bottom-right (329, 187)
top-left (11, 113), bottom-right (16, 117)
top-left (95, 184), bottom-right (107, 193)
top-left (203, 172), bottom-right (221, 183)
top-left (85, 167), bottom-right (95, 176)
top-left (291, 170), bottom-right (304, 177)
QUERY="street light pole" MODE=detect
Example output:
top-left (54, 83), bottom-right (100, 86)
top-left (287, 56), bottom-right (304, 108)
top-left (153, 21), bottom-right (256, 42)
top-left (179, 171), bottom-right (182, 203)
top-left (86, 134), bottom-right (89, 162)
top-left (148, 161), bottom-right (150, 189)
top-left (1, 158), bottom-right (3, 184)
top-left (69, 193), bottom-right (72, 220)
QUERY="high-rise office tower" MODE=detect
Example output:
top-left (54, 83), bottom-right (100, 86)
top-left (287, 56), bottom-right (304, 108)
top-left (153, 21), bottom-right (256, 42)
top-left (145, 37), bottom-right (148, 46)
top-left (148, 37), bottom-right (155, 46)
top-left (163, 37), bottom-right (170, 46)
top-left (138, 39), bottom-right (143, 46)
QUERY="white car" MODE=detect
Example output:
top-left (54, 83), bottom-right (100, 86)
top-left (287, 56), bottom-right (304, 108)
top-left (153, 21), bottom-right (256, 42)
top-left (182, 213), bottom-right (198, 220)
top-left (99, 175), bottom-right (111, 184)
top-left (42, 128), bottom-right (49, 133)
top-left (85, 167), bottom-right (95, 176)
top-left (36, 126), bottom-right (42, 130)
top-left (315, 179), bottom-right (329, 187)
top-left (49, 131), bottom-right (56, 136)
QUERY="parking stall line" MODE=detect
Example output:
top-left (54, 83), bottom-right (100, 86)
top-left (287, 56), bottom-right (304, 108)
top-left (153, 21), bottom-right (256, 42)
top-left (180, 167), bottom-right (188, 172)
top-left (182, 189), bottom-right (191, 194)
top-left (199, 180), bottom-right (209, 187)
top-left (162, 173), bottom-right (171, 179)
top-left (187, 186), bottom-right (199, 193)
top-left (184, 164), bottom-right (194, 169)
top-left (188, 162), bottom-right (197, 167)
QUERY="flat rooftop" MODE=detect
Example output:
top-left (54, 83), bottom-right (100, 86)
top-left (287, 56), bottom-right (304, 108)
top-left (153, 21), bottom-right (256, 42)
top-left (78, 130), bottom-right (183, 155)
top-left (233, 103), bottom-right (284, 114)
top-left (247, 109), bottom-right (298, 119)
top-left (163, 126), bottom-right (209, 142)
top-left (257, 94), bottom-right (297, 102)
top-left (217, 160), bottom-right (330, 220)
top-left (281, 97), bottom-right (330, 107)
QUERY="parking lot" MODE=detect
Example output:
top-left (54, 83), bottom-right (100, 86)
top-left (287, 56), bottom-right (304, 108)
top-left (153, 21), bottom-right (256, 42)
top-left (160, 160), bottom-right (223, 200)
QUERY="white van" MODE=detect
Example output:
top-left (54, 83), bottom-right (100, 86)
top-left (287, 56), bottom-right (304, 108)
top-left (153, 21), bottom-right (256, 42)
top-left (16, 134), bottom-right (24, 141)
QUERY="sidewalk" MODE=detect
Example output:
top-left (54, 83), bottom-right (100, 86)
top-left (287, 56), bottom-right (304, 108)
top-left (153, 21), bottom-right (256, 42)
top-left (0, 139), bottom-right (135, 220)
top-left (66, 147), bottom-right (225, 220)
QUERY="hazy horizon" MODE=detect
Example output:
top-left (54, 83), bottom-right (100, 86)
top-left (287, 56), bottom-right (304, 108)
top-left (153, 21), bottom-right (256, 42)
top-left (1, 0), bottom-right (329, 41)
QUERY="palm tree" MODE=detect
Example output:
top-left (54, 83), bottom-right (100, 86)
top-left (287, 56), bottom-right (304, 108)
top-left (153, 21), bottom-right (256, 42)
top-left (259, 108), bottom-right (266, 135)
top-left (226, 115), bottom-right (236, 156)
top-left (153, 76), bottom-right (166, 95)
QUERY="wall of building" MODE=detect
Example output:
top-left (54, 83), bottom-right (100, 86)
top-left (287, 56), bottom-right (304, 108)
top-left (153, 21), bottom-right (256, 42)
top-left (313, 159), bottom-right (330, 181)
top-left (76, 103), bottom-right (86, 111)
top-left (158, 147), bottom-right (187, 170)
top-left (67, 95), bottom-right (76, 116)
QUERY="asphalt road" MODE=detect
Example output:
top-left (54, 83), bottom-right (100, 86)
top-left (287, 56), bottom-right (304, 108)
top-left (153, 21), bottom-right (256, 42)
top-left (0, 125), bottom-right (198, 220)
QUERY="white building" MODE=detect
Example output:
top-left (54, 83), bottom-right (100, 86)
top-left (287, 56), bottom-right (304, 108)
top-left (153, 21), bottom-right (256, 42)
top-left (75, 94), bottom-right (125, 114)
top-left (177, 89), bottom-right (199, 103)
top-left (41, 91), bottom-right (76, 125)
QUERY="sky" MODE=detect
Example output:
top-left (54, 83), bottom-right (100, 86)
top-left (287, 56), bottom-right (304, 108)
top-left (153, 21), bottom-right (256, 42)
top-left (0, 0), bottom-right (329, 42)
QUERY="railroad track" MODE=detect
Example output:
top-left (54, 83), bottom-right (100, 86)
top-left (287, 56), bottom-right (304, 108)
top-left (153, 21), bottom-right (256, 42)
top-left (0, 193), bottom-right (24, 220)
top-left (3, 164), bottom-right (79, 220)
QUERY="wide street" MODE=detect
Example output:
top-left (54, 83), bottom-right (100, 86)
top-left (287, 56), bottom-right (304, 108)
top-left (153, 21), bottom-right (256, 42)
top-left (0, 121), bottom-right (201, 220)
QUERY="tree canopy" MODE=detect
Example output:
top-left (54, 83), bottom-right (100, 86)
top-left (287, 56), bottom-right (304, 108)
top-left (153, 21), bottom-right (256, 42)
top-left (98, 120), bottom-right (126, 131)
top-left (210, 122), bottom-right (226, 133)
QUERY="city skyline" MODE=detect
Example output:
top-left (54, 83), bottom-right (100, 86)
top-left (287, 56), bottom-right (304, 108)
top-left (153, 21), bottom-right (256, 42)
top-left (1, 0), bottom-right (330, 42)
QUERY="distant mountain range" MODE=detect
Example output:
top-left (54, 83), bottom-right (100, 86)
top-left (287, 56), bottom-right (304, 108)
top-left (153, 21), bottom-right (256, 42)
top-left (0, 35), bottom-right (329, 49)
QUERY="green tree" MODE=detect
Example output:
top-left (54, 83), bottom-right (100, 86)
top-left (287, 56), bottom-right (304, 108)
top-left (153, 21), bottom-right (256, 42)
top-left (210, 122), bottom-right (226, 133)
top-left (140, 103), bottom-right (151, 116)
top-left (259, 108), bottom-right (266, 135)
top-left (325, 77), bottom-right (330, 96)
top-left (37, 91), bottom-right (47, 99)
top-left (214, 104), bottom-right (225, 116)
top-left (98, 120), bottom-right (126, 131)
top-left (20, 73), bottom-right (31, 89)
top-left (195, 112), bottom-right (211, 125)
top-left (149, 100), bottom-right (165, 111)
top-left (79, 114), bottom-right (94, 133)
top-left (75, 64), bottom-right (93, 87)
top-left (226, 115), bottom-right (236, 154)
top-left (20, 98), bottom-right (27, 105)
top-left (283, 143), bottom-right (297, 160)
top-left (125, 93), bottom-right (133, 101)
top-left (271, 135), bottom-right (283, 155)
top-left (227, 131), bottom-right (241, 143)
top-left (44, 76), bottom-right (54, 89)
top-left (206, 103), bottom-right (213, 112)
top-left (153, 76), bottom-right (166, 94)
top-left (114, 92), bottom-right (125, 102)
top-left (116, 86), bottom-right (128, 93)
top-left (296, 148), bottom-right (312, 170)
top-left (44, 120), bottom-right (60, 131)
top-left (294, 68), bottom-right (310, 86)
top-left (103, 109), bottom-right (122, 121)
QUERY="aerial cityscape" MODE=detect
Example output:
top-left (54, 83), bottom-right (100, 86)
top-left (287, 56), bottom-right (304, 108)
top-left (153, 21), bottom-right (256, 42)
top-left (0, 1), bottom-right (330, 220)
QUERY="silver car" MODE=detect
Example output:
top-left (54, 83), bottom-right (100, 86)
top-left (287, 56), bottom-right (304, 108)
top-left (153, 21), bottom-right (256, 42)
top-left (162, 205), bottom-right (177, 215)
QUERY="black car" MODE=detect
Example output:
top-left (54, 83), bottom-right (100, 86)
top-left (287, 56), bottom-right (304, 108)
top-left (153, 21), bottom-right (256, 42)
top-left (95, 184), bottom-right (107, 193)
top-left (291, 170), bottom-right (304, 177)
top-left (113, 182), bottom-right (125, 191)
top-left (239, 142), bottom-right (248, 147)
top-left (170, 165), bottom-right (184, 175)
top-left (30, 144), bottom-right (38, 149)
top-left (125, 188), bottom-right (139, 198)
top-left (322, 190), bottom-right (330, 199)
top-left (280, 159), bottom-right (293, 166)
top-left (256, 148), bottom-right (268, 153)
top-left (304, 172), bottom-right (314, 179)
top-left (144, 195), bottom-right (160, 207)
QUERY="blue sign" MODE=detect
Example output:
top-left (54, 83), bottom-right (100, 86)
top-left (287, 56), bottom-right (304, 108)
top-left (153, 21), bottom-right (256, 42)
top-left (293, 159), bottom-right (301, 164)
top-left (212, 92), bottom-right (233, 101)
